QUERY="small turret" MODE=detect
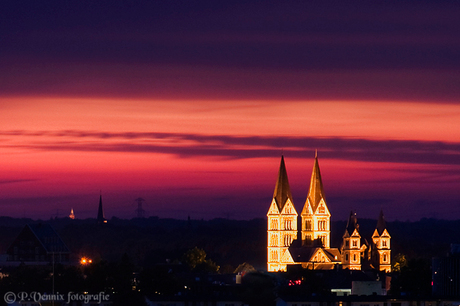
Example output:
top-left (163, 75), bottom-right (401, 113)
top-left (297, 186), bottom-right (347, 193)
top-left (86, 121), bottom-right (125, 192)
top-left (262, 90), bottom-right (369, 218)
top-left (342, 211), bottom-right (363, 270)
top-left (372, 210), bottom-right (391, 272)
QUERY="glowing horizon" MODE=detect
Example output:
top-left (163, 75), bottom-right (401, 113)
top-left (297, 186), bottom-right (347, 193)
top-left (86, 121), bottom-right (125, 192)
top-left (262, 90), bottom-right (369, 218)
top-left (1, 1), bottom-right (459, 221)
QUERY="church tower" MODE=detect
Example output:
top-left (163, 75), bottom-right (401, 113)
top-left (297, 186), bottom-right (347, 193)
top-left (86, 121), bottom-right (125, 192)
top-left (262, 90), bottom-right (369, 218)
top-left (267, 156), bottom-right (298, 272)
top-left (342, 211), bottom-right (364, 270)
top-left (371, 210), bottom-right (391, 272)
top-left (69, 208), bottom-right (75, 219)
top-left (301, 152), bottom-right (331, 248)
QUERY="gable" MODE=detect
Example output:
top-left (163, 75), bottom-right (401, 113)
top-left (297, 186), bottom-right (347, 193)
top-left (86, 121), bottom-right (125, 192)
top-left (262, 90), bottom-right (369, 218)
top-left (313, 199), bottom-right (330, 217)
top-left (281, 249), bottom-right (295, 264)
top-left (380, 229), bottom-right (391, 238)
top-left (280, 199), bottom-right (297, 215)
top-left (7, 226), bottom-right (45, 255)
top-left (372, 228), bottom-right (391, 239)
top-left (371, 229), bottom-right (380, 239)
top-left (350, 229), bottom-right (361, 238)
top-left (267, 200), bottom-right (280, 215)
top-left (301, 198), bottom-right (313, 215)
top-left (311, 248), bottom-right (332, 263)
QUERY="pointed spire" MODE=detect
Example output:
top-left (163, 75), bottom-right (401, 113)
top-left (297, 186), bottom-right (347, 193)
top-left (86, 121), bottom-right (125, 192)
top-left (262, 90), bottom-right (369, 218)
top-left (97, 194), bottom-right (107, 224)
top-left (376, 209), bottom-right (386, 235)
top-left (306, 152), bottom-right (326, 212)
top-left (273, 155), bottom-right (294, 211)
top-left (345, 210), bottom-right (359, 235)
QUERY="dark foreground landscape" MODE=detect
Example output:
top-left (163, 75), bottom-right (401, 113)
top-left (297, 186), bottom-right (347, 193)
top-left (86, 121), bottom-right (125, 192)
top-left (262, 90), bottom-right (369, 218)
top-left (0, 216), bottom-right (458, 305)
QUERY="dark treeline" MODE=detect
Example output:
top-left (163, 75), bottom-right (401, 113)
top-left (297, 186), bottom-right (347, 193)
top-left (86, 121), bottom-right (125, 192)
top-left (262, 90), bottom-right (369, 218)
top-left (0, 216), bottom-right (458, 269)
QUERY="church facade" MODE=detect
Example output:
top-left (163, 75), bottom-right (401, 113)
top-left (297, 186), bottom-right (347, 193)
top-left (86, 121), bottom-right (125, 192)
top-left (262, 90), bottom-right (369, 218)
top-left (267, 154), bottom-right (391, 272)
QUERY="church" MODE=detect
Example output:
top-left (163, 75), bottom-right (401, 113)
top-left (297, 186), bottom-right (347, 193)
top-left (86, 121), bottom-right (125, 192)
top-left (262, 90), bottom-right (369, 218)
top-left (267, 153), bottom-right (391, 272)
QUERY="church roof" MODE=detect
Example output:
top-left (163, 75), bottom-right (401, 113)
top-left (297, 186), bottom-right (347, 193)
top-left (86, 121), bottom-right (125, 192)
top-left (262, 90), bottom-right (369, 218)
top-left (289, 246), bottom-right (342, 264)
top-left (306, 152), bottom-right (326, 212)
top-left (323, 248), bottom-right (342, 262)
top-left (376, 209), bottom-right (386, 235)
top-left (289, 246), bottom-right (316, 262)
top-left (273, 155), bottom-right (294, 211)
top-left (345, 211), bottom-right (359, 236)
top-left (27, 224), bottom-right (70, 253)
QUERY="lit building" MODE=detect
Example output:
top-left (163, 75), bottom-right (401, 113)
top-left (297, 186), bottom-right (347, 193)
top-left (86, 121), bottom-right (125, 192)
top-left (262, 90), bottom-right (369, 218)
top-left (267, 154), bottom-right (391, 272)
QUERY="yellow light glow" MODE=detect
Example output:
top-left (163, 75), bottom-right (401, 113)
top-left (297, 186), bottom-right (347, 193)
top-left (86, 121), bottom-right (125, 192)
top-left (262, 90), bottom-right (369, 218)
top-left (80, 257), bottom-right (92, 265)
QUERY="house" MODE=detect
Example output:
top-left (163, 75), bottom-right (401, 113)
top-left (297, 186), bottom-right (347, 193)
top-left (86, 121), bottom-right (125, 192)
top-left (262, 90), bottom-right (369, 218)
top-left (6, 223), bottom-right (70, 264)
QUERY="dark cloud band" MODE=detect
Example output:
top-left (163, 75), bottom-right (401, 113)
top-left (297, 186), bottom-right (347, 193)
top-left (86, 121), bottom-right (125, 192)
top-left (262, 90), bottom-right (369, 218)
top-left (2, 130), bottom-right (459, 166)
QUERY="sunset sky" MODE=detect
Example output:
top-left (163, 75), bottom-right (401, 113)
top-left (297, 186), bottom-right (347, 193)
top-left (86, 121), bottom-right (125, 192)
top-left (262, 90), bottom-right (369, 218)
top-left (1, 1), bottom-right (460, 221)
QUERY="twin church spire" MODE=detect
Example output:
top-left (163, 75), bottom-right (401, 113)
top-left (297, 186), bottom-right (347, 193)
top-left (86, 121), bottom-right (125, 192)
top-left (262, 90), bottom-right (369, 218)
top-left (272, 155), bottom-right (294, 212)
top-left (267, 153), bottom-right (391, 272)
top-left (302, 152), bottom-right (330, 248)
top-left (306, 152), bottom-right (326, 213)
top-left (267, 153), bottom-right (330, 272)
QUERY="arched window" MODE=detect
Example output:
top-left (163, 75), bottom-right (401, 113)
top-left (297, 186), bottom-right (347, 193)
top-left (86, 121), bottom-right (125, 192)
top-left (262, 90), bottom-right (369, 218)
top-left (271, 234), bottom-right (277, 246)
top-left (284, 219), bottom-right (292, 230)
top-left (353, 254), bottom-right (357, 261)
top-left (318, 220), bottom-right (327, 231)
top-left (383, 254), bottom-right (387, 262)
top-left (284, 235), bottom-right (292, 246)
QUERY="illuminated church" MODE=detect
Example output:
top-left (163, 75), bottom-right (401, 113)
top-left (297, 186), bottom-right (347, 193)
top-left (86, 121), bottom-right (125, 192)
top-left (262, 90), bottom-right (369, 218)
top-left (267, 153), bottom-right (391, 272)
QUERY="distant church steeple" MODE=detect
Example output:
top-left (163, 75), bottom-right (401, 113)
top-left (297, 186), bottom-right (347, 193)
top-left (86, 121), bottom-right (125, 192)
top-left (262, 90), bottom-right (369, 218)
top-left (69, 208), bottom-right (75, 219)
top-left (97, 194), bottom-right (107, 224)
